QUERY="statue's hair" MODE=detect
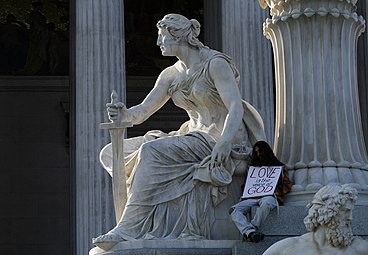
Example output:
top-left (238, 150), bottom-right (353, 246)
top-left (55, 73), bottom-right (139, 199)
top-left (156, 13), bottom-right (205, 49)
top-left (303, 184), bottom-right (358, 232)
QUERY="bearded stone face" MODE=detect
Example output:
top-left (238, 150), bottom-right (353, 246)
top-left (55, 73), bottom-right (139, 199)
top-left (325, 217), bottom-right (353, 247)
top-left (324, 199), bottom-right (354, 247)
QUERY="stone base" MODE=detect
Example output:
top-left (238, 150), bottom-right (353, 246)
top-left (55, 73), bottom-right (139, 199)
top-left (90, 205), bottom-right (368, 255)
top-left (284, 190), bottom-right (368, 206)
top-left (89, 240), bottom-right (236, 255)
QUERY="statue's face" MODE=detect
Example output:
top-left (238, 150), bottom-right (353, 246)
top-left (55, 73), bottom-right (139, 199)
top-left (338, 199), bottom-right (354, 226)
top-left (157, 28), bottom-right (179, 57)
top-left (325, 199), bottom-right (354, 247)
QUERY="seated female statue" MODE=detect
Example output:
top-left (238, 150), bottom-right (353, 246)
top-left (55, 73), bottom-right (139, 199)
top-left (93, 13), bottom-right (266, 250)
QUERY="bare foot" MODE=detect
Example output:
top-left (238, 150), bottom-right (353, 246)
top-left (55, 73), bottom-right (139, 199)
top-left (92, 233), bottom-right (123, 250)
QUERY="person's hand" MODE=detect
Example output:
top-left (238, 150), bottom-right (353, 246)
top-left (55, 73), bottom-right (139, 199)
top-left (210, 140), bottom-right (232, 168)
top-left (106, 102), bottom-right (127, 122)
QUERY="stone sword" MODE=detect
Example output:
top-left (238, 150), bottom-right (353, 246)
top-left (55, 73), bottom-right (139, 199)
top-left (100, 90), bottom-right (132, 223)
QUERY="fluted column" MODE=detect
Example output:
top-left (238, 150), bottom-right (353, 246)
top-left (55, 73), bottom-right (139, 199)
top-left (203, 0), bottom-right (222, 51)
top-left (221, 0), bottom-right (275, 144)
top-left (75, 0), bottom-right (125, 254)
top-left (263, 0), bottom-right (368, 203)
top-left (357, 1), bottom-right (368, 150)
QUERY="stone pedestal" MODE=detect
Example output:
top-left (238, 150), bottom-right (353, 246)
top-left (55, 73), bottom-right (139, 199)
top-left (263, 0), bottom-right (368, 203)
top-left (89, 205), bottom-right (368, 255)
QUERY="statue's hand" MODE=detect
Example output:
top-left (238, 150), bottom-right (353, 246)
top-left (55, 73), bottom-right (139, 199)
top-left (210, 140), bottom-right (232, 168)
top-left (106, 102), bottom-right (127, 122)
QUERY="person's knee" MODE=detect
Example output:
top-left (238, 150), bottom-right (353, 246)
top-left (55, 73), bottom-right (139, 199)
top-left (259, 197), bottom-right (277, 210)
top-left (260, 202), bottom-right (276, 211)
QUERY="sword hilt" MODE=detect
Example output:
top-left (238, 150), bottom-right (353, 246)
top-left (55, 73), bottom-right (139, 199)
top-left (100, 90), bottom-right (132, 130)
top-left (110, 90), bottom-right (120, 123)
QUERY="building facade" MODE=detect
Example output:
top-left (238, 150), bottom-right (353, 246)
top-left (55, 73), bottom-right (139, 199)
top-left (0, 0), bottom-right (367, 254)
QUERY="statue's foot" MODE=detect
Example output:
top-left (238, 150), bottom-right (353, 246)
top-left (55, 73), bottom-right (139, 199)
top-left (92, 233), bottom-right (124, 251)
top-left (178, 232), bottom-right (205, 240)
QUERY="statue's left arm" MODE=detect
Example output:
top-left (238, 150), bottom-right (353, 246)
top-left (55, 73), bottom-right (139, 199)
top-left (209, 57), bottom-right (244, 167)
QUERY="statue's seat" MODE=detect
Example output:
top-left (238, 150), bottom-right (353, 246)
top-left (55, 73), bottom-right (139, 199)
top-left (210, 155), bottom-right (248, 240)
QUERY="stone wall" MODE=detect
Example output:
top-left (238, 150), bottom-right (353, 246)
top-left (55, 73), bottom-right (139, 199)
top-left (0, 77), bottom-right (71, 255)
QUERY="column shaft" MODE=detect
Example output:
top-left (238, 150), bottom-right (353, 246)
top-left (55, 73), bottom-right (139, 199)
top-left (357, 1), bottom-right (368, 149)
top-left (264, 0), bottom-right (368, 201)
top-left (221, 0), bottom-right (275, 144)
top-left (75, 0), bottom-right (125, 253)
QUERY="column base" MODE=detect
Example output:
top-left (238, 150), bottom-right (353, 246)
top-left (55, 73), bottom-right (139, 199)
top-left (288, 166), bottom-right (368, 195)
top-left (284, 190), bottom-right (368, 206)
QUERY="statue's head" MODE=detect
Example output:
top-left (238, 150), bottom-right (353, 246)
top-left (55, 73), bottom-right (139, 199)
top-left (303, 184), bottom-right (358, 247)
top-left (156, 14), bottom-right (204, 50)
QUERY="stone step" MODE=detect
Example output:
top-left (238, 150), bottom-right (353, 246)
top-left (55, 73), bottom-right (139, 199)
top-left (90, 205), bottom-right (368, 255)
top-left (258, 205), bottom-right (368, 236)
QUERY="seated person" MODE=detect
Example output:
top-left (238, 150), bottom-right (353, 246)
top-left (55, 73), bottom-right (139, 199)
top-left (229, 141), bottom-right (292, 242)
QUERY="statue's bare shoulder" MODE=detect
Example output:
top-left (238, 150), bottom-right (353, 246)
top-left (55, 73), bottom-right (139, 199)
top-left (156, 64), bottom-right (180, 88)
top-left (263, 234), bottom-right (311, 255)
top-left (350, 237), bottom-right (368, 255)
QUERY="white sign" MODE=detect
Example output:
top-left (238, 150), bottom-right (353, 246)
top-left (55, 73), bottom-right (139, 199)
top-left (241, 166), bottom-right (282, 199)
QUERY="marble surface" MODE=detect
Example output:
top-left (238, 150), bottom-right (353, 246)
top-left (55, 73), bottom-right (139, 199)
top-left (263, 0), bottom-right (368, 198)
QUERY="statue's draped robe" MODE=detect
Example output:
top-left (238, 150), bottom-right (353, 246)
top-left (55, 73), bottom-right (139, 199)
top-left (100, 49), bottom-right (266, 240)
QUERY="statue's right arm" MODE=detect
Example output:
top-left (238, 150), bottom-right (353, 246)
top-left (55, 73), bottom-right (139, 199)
top-left (125, 66), bottom-right (175, 125)
top-left (106, 67), bottom-right (175, 124)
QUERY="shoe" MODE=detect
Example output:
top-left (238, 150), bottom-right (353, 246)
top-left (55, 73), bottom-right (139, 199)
top-left (247, 231), bottom-right (265, 243)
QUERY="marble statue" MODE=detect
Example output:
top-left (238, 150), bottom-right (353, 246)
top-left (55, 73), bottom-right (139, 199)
top-left (263, 184), bottom-right (368, 255)
top-left (92, 13), bottom-right (266, 250)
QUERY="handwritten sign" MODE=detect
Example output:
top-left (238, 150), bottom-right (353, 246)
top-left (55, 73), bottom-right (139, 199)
top-left (241, 166), bottom-right (282, 199)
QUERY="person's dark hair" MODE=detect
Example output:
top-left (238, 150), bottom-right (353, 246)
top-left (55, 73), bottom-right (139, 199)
top-left (250, 140), bottom-right (283, 166)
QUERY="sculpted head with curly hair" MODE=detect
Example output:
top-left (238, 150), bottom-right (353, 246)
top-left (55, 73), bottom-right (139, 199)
top-left (303, 184), bottom-right (357, 247)
top-left (263, 184), bottom-right (368, 255)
